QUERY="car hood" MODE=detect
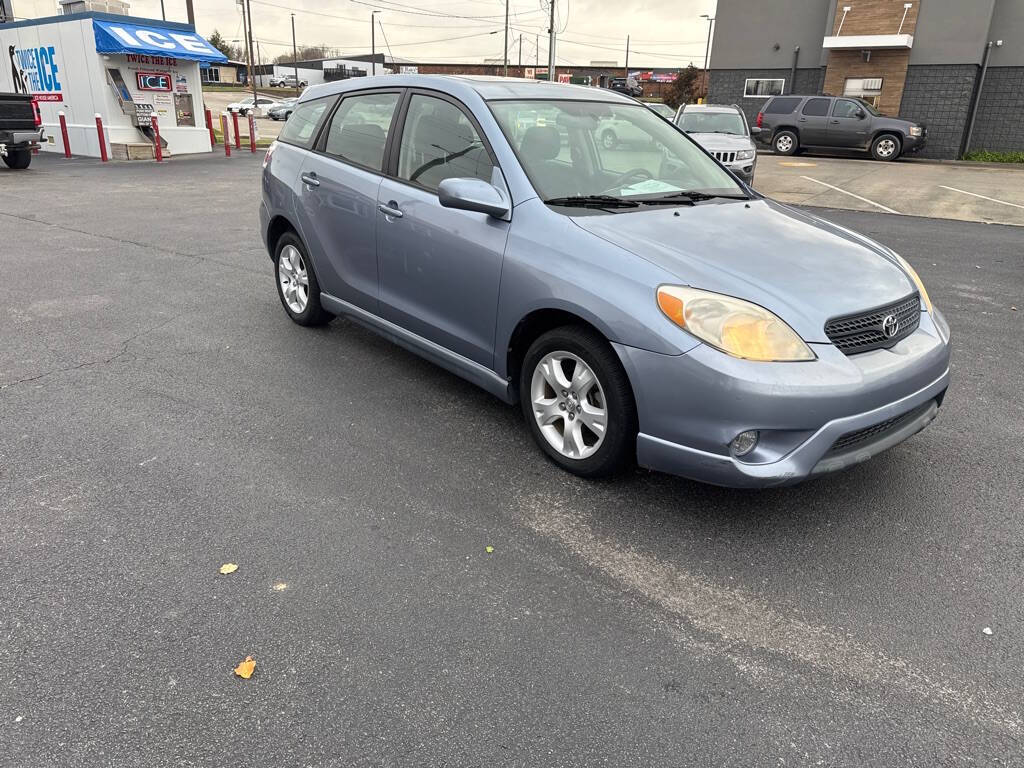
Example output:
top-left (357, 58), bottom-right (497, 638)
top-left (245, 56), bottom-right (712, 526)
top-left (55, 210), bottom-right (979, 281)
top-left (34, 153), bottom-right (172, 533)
top-left (571, 198), bottom-right (915, 343)
top-left (685, 132), bottom-right (754, 151)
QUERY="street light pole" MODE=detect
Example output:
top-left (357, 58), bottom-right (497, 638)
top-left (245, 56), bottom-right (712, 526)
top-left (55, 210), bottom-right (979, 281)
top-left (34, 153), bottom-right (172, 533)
top-left (547, 0), bottom-right (556, 82)
top-left (159, 0), bottom-right (165, 21)
top-left (185, 0), bottom-right (194, 26)
top-left (701, 14), bottom-right (715, 100)
top-left (503, 0), bottom-right (509, 77)
top-left (371, 10), bottom-right (381, 75)
top-left (245, 0), bottom-right (257, 105)
top-left (291, 13), bottom-right (298, 86)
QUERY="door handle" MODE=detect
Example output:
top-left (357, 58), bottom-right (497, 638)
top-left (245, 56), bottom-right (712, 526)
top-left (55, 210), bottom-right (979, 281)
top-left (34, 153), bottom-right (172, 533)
top-left (830, 120), bottom-right (840, 124)
top-left (378, 202), bottom-right (403, 219)
top-left (798, 117), bottom-right (807, 122)
top-left (300, 172), bottom-right (320, 187)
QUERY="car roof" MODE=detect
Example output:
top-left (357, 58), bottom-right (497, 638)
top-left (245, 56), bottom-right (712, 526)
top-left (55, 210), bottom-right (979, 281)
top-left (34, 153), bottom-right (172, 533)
top-left (300, 74), bottom-right (637, 105)
top-left (682, 103), bottom-right (742, 114)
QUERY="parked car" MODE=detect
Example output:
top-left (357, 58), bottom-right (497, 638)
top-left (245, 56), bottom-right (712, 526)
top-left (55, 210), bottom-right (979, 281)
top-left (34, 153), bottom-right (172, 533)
top-left (608, 76), bottom-right (642, 97)
top-left (646, 102), bottom-right (675, 120)
top-left (267, 98), bottom-right (298, 121)
top-left (227, 95), bottom-right (281, 117)
top-left (270, 74), bottom-right (308, 88)
top-left (675, 103), bottom-right (759, 184)
top-left (0, 92), bottom-right (43, 170)
top-left (260, 75), bottom-right (950, 487)
top-left (755, 94), bottom-right (926, 161)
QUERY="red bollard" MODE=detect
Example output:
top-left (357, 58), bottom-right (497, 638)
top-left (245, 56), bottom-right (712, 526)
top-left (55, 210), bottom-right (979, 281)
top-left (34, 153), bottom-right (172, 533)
top-left (248, 113), bottom-right (257, 153)
top-left (205, 108), bottom-right (215, 148)
top-left (231, 110), bottom-right (241, 149)
top-left (221, 114), bottom-right (231, 157)
top-left (151, 115), bottom-right (163, 163)
top-left (58, 111), bottom-right (71, 158)
top-left (94, 113), bottom-right (108, 162)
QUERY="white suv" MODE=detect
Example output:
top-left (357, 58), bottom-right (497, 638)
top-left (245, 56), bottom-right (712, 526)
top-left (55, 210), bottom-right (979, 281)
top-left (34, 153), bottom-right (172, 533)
top-left (674, 104), bottom-right (760, 185)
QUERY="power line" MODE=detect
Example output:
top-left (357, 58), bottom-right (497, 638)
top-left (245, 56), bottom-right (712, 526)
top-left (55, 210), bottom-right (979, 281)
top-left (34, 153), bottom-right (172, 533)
top-left (349, 0), bottom-right (544, 21)
top-left (247, 0), bottom-right (502, 29)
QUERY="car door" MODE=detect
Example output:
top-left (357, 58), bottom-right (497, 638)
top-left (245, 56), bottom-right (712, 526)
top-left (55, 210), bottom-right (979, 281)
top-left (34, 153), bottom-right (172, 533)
top-left (828, 98), bottom-right (871, 148)
top-left (295, 89), bottom-right (402, 312)
top-left (376, 91), bottom-right (510, 367)
top-left (797, 97), bottom-right (831, 145)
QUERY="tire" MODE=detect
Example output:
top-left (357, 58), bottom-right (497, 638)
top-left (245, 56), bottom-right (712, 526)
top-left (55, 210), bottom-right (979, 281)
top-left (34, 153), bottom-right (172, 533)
top-left (285, 111), bottom-right (293, 120)
top-left (274, 232), bottom-right (330, 327)
top-left (601, 129), bottom-right (618, 150)
top-left (520, 325), bottom-right (637, 478)
top-left (773, 130), bottom-right (798, 155)
top-left (2, 149), bottom-right (31, 169)
top-left (871, 133), bottom-right (901, 161)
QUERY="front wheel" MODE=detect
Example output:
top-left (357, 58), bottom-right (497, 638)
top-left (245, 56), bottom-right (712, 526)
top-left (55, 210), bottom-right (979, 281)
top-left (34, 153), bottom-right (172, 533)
top-left (2, 148), bottom-right (31, 169)
top-left (773, 130), bottom-right (798, 155)
top-left (274, 233), bottom-right (330, 326)
top-left (520, 326), bottom-right (637, 478)
top-left (871, 133), bottom-right (901, 161)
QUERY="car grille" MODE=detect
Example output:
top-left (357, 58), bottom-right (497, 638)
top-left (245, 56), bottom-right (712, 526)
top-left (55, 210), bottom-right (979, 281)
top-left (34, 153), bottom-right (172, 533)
top-left (711, 150), bottom-right (737, 163)
top-left (824, 294), bottom-right (921, 355)
top-left (824, 399), bottom-right (934, 456)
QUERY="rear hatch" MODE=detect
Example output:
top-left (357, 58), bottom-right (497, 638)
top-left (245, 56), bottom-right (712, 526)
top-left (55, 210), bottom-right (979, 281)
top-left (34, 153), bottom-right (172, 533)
top-left (0, 93), bottom-right (37, 132)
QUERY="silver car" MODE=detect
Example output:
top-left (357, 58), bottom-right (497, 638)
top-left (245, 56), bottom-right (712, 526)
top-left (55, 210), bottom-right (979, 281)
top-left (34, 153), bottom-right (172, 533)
top-left (260, 76), bottom-right (950, 487)
top-left (676, 103), bottom-right (759, 184)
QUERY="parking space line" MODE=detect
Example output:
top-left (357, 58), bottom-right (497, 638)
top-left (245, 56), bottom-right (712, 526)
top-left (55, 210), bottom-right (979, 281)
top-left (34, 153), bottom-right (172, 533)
top-left (938, 185), bottom-right (1024, 210)
top-left (800, 176), bottom-right (901, 215)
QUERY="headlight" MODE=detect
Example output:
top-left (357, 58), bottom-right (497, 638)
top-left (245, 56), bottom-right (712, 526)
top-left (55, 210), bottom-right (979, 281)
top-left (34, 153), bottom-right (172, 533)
top-left (657, 286), bottom-right (815, 361)
top-left (735, 149), bottom-right (755, 160)
top-left (890, 252), bottom-right (933, 313)
top-left (909, 125), bottom-right (923, 137)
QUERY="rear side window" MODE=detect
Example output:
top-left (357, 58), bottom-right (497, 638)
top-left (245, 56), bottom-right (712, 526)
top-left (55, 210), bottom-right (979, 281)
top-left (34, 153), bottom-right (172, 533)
top-left (801, 98), bottom-right (831, 116)
top-left (322, 91), bottom-right (401, 171)
top-left (764, 97), bottom-right (801, 114)
top-left (278, 97), bottom-right (332, 149)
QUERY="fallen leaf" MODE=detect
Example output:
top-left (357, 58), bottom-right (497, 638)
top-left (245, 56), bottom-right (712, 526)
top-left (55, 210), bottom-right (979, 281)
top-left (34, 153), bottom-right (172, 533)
top-left (485, 546), bottom-right (494, 554)
top-left (982, 627), bottom-right (994, 636)
top-left (234, 656), bottom-right (256, 679)
top-left (219, 563), bottom-right (238, 575)
top-left (272, 582), bottom-right (287, 591)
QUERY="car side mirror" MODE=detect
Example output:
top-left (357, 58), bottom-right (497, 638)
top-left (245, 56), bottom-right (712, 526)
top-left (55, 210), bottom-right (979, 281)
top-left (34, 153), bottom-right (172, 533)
top-left (856, 109), bottom-right (866, 118)
top-left (750, 126), bottom-right (761, 135)
top-left (438, 178), bottom-right (510, 219)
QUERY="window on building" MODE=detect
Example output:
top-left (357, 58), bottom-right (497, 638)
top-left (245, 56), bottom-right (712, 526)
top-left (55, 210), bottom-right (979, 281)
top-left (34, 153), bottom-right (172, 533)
top-left (322, 91), bottom-right (401, 171)
top-left (843, 77), bottom-right (883, 108)
top-left (743, 78), bottom-right (785, 98)
top-left (801, 98), bottom-right (831, 117)
top-left (202, 68), bottom-right (220, 84)
top-left (397, 94), bottom-right (495, 192)
top-left (278, 96), bottom-right (333, 150)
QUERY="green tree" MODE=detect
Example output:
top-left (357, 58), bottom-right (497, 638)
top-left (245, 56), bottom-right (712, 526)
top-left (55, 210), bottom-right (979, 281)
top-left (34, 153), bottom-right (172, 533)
top-left (207, 30), bottom-right (241, 61)
top-left (664, 65), bottom-right (701, 109)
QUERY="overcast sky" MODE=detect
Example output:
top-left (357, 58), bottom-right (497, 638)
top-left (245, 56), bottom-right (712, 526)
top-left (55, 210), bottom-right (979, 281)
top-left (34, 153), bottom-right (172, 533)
top-left (20, 0), bottom-right (717, 67)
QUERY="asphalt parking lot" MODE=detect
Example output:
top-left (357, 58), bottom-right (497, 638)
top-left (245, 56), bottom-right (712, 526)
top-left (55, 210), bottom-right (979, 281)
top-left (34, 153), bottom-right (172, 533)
top-left (2, 153), bottom-right (1023, 766)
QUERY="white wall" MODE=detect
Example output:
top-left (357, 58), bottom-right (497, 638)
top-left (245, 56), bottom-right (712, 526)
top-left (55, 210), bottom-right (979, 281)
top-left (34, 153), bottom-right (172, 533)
top-left (270, 65), bottom-right (325, 86)
top-left (0, 17), bottom-right (212, 157)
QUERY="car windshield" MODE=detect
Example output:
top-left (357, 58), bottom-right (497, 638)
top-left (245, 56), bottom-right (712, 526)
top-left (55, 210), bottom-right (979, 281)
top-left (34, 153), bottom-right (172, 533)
top-left (489, 99), bottom-right (745, 204)
top-left (678, 111), bottom-right (747, 135)
top-left (648, 103), bottom-right (675, 118)
top-left (853, 97), bottom-right (882, 116)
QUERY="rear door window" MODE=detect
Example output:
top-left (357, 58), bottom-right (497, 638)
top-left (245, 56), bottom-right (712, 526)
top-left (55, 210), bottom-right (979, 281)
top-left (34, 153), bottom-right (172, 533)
top-left (801, 98), bottom-right (831, 116)
top-left (765, 97), bottom-right (801, 114)
top-left (277, 97), bottom-right (332, 149)
top-left (321, 91), bottom-right (401, 171)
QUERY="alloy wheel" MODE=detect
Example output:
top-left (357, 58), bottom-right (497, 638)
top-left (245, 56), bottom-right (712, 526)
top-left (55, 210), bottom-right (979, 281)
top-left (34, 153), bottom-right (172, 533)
top-left (277, 244), bottom-right (309, 314)
top-left (776, 134), bottom-right (793, 152)
top-left (530, 351), bottom-right (608, 460)
top-left (877, 138), bottom-right (896, 158)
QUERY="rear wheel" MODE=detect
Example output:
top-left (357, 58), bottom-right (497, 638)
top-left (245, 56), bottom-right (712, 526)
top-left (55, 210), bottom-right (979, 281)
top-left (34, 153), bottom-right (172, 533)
top-left (520, 326), bottom-right (637, 478)
top-left (274, 232), bottom-right (330, 327)
top-left (773, 130), bottom-right (798, 155)
top-left (2, 149), bottom-right (31, 169)
top-left (871, 133), bottom-right (901, 161)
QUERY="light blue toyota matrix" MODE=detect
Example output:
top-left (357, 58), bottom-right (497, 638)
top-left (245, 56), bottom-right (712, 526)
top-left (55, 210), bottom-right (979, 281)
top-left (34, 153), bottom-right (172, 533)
top-left (260, 75), bottom-right (951, 487)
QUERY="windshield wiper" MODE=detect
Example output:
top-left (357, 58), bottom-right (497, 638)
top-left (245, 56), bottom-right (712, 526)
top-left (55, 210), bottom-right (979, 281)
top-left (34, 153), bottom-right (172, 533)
top-left (640, 191), bottom-right (750, 204)
top-left (543, 195), bottom-right (640, 209)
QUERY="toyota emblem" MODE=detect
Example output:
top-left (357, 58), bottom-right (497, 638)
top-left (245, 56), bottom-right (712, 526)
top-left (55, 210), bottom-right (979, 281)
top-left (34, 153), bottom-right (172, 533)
top-left (881, 314), bottom-right (899, 338)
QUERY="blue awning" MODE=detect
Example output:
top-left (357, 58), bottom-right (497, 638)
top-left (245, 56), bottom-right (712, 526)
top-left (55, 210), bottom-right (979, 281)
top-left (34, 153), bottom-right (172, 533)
top-left (93, 19), bottom-right (227, 62)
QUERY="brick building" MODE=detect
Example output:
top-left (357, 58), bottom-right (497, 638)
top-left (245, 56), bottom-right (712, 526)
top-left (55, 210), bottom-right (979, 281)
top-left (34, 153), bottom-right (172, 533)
top-left (708, 0), bottom-right (1024, 158)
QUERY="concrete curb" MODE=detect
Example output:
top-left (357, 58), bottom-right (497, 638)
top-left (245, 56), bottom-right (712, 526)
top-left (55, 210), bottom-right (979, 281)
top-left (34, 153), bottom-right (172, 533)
top-left (755, 148), bottom-right (1024, 171)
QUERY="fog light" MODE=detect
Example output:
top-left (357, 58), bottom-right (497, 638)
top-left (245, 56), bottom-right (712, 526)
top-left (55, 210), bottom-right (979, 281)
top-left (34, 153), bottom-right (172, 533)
top-left (730, 430), bottom-right (759, 457)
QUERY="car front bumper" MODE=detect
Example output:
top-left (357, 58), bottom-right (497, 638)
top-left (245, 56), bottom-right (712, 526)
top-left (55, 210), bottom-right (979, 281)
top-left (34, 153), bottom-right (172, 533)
top-left (903, 134), bottom-right (926, 154)
top-left (727, 159), bottom-right (756, 183)
top-left (614, 309), bottom-right (951, 488)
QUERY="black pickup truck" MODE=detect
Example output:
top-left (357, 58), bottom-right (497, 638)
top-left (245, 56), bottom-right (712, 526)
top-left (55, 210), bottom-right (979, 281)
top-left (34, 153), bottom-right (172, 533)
top-left (0, 92), bottom-right (43, 169)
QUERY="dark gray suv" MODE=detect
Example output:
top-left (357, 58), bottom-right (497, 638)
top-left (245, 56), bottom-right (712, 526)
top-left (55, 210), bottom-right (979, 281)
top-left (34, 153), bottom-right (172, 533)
top-left (755, 95), bottom-right (926, 161)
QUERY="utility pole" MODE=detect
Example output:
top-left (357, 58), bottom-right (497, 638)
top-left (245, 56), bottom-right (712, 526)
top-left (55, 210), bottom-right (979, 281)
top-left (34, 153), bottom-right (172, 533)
top-left (291, 13), bottom-right (298, 86)
top-left (518, 34), bottom-right (522, 68)
top-left (185, 0), bottom-right (194, 26)
top-left (256, 40), bottom-right (263, 88)
top-left (159, 0), bottom-right (165, 21)
top-left (547, 0), bottom-right (556, 82)
top-left (370, 10), bottom-right (380, 75)
top-left (624, 35), bottom-right (629, 78)
top-left (245, 0), bottom-right (256, 103)
top-left (701, 14), bottom-right (715, 100)
top-left (503, 0), bottom-right (509, 77)
top-left (535, 34), bottom-right (539, 67)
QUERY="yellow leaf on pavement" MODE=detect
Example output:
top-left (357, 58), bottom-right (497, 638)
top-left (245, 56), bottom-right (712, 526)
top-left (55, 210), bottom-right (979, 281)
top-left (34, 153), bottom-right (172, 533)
top-left (485, 546), bottom-right (494, 554)
top-left (234, 656), bottom-right (256, 679)
top-left (219, 563), bottom-right (238, 575)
